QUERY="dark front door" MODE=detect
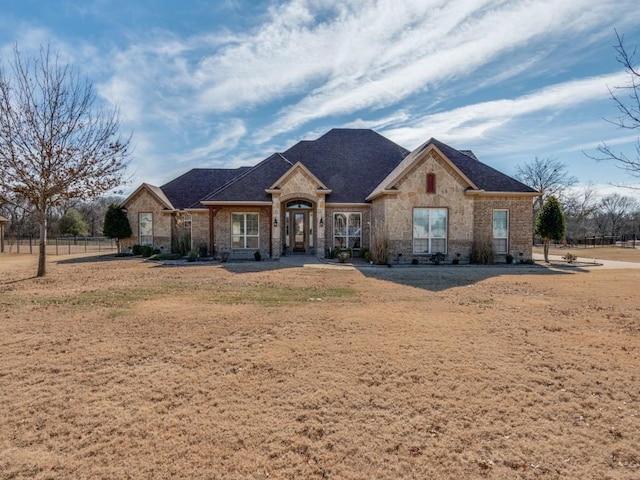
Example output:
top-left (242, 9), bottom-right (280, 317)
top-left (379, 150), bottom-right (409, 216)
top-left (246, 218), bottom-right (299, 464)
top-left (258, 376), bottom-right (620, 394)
top-left (293, 212), bottom-right (306, 252)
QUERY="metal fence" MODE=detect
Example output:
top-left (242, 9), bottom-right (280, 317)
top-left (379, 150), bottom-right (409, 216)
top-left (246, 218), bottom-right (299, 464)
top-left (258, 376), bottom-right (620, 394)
top-left (1, 236), bottom-right (117, 255)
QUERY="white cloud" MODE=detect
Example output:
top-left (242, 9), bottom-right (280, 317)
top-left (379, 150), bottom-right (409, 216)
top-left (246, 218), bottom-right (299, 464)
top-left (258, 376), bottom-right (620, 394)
top-left (381, 72), bottom-right (629, 149)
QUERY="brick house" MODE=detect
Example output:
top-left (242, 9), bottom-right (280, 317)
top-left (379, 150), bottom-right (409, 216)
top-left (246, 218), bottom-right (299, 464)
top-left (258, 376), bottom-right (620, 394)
top-left (121, 129), bottom-right (539, 261)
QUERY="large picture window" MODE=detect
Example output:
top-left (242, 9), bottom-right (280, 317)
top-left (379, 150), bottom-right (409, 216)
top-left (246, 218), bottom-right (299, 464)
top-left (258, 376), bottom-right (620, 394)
top-left (333, 212), bottom-right (362, 249)
top-left (413, 208), bottom-right (447, 253)
top-left (139, 213), bottom-right (153, 246)
top-left (232, 213), bottom-right (259, 249)
top-left (493, 210), bottom-right (509, 254)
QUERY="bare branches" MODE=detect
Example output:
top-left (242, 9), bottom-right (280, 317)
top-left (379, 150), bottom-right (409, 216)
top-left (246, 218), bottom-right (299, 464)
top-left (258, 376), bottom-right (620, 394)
top-left (0, 43), bottom-right (132, 276)
top-left (515, 156), bottom-right (577, 212)
top-left (590, 30), bottom-right (640, 187)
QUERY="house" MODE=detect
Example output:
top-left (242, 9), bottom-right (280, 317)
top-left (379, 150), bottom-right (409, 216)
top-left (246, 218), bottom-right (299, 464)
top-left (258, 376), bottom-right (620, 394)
top-left (121, 129), bottom-right (539, 262)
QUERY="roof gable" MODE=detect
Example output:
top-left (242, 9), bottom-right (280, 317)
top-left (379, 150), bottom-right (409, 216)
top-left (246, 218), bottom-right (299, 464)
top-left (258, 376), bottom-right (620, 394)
top-left (268, 161), bottom-right (330, 192)
top-left (123, 183), bottom-right (175, 210)
top-left (368, 138), bottom-right (538, 200)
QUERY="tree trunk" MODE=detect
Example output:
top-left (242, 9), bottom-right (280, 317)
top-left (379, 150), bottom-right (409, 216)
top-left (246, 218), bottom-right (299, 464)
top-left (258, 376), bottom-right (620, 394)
top-left (37, 213), bottom-right (47, 277)
top-left (543, 237), bottom-right (550, 263)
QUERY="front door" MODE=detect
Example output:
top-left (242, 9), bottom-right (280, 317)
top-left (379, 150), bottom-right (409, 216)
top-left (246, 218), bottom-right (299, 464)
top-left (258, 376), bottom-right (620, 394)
top-left (293, 212), bottom-right (306, 252)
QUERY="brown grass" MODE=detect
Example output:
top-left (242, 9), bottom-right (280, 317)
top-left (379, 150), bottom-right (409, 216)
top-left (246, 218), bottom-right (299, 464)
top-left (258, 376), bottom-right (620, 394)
top-left (0, 253), bottom-right (639, 479)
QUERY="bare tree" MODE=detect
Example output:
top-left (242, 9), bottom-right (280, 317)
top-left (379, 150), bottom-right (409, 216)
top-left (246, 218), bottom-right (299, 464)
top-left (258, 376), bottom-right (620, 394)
top-left (592, 30), bottom-right (640, 186)
top-left (515, 156), bottom-right (577, 214)
top-left (0, 44), bottom-right (131, 276)
top-left (598, 193), bottom-right (638, 237)
top-left (562, 183), bottom-right (599, 241)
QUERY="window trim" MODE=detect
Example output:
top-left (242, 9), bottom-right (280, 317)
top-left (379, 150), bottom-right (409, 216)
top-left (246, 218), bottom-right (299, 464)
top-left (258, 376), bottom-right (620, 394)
top-left (231, 212), bottom-right (260, 250)
top-left (138, 212), bottom-right (153, 246)
top-left (412, 207), bottom-right (448, 254)
top-left (493, 209), bottom-right (509, 254)
top-left (333, 212), bottom-right (362, 249)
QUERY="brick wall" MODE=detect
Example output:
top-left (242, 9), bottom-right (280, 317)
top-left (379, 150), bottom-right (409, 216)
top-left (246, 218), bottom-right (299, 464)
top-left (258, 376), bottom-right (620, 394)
top-left (212, 206), bottom-right (272, 260)
top-left (121, 189), bottom-right (172, 252)
top-left (473, 195), bottom-right (534, 259)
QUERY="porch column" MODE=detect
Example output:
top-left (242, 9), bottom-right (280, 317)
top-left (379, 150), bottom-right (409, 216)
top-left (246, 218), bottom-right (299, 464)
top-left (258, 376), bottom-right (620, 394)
top-left (317, 196), bottom-right (326, 258)
top-left (271, 192), bottom-right (282, 259)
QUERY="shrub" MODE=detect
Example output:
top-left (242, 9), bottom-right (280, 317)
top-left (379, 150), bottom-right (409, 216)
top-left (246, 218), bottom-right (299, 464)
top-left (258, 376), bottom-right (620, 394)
top-left (359, 247), bottom-right (369, 259)
top-left (470, 240), bottom-right (495, 264)
top-left (452, 258), bottom-right (459, 265)
top-left (430, 252), bottom-right (445, 265)
top-left (132, 244), bottom-right (143, 255)
top-left (520, 258), bottom-right (535, 265)
top-left (370, 221), bottom-right (389, 265)
top-left (505, 253), bottom-right (514, 264)
top-left (562, 252), bottom-right (577, 264)
top-left (411, 258), bottom-right (419, 265)
top-left (254, 250), bottom-right (262, 261)
top-left (187, 250), bottom-right (197, 262)
top-left (198, 244), bottom-right (208, 258)
top-left (337, 250), bottom-right (351, 263)
top-left (363, 250), bottom-right (372, 262)
top-left (139, 245), bottom-right (155, 257)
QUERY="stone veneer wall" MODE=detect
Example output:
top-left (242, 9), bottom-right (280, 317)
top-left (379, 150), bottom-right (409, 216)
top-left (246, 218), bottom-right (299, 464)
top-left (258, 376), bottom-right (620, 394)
top-left (212, 206), bottom-right (272, 259)
top-left (121, 189), bottom-right (172, 252)
top-left (376, 150), bottom-right (475, 262)
top-left (473, 195), bottom-right (534, 259)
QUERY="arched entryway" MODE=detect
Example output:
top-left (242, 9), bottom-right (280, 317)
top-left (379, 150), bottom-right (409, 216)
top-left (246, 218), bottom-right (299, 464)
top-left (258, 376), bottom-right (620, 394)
top-left (283, 199), bottom-right (316, 254)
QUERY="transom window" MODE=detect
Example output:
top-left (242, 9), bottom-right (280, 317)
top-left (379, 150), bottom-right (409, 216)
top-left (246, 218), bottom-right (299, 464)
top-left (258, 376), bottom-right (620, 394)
top-left (232, 213), bottom-right (259, 249)
top-left (493, 210), bottom-right (509, 254)
top-left (333, 212), bottom-right (362, 249)
top-left (286, 200), bottom-right (312, 209)
top-left (139, 212), bottom-right (153, 246)
top-left (413, 208), bottom-right (447, 254)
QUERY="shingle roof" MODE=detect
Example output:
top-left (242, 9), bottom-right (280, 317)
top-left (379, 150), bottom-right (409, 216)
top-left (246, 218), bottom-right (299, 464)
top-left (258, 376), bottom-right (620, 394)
top-left (161, 167), bottom-right (251, 209)
top-left (428, 139), bottom-right (537, 193)
top-left (164, 130), bottom-right (536, 207)
top-left (202, 154), bottom-right (293, 202)
top-left (205, 129), bottom-right (410, 203)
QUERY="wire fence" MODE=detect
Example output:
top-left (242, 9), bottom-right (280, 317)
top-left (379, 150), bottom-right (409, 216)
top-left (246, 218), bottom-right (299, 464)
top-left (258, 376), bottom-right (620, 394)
top-left (1, 236), bottom-right (117, 255)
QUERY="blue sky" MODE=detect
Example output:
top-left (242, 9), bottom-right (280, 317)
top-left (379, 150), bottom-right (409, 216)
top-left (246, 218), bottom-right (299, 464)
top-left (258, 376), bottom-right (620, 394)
top-left (2, 0), bottom-right (640, 198)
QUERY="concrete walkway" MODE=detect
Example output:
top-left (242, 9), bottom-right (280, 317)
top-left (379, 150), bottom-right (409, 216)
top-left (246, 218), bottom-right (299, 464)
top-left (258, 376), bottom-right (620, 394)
top-left (532, 253), bottom-right (640, 270)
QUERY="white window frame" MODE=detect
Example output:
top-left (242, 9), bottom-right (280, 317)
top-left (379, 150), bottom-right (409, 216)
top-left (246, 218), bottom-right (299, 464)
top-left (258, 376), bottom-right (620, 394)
top-left (413, 208), bottom-right (448, 254)
top-left (139, 212), bottom-right (153, 246)
top-left (493, 209), bottom-right (509, 254)
top-left (231, 213), bottom-right (259, 249)
top-left (333, 212), bottom-right (362, 249)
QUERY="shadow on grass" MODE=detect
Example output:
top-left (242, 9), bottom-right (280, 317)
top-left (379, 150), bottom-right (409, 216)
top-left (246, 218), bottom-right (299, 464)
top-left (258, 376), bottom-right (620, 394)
top-left (355, 263), bottom-right (587, 292)
top-left (54, 253), bottom-right (135, 265)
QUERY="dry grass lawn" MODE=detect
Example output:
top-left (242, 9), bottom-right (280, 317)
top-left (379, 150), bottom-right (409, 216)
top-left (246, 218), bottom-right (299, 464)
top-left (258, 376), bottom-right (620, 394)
top-left (0, 251), bottom-right (639, 479)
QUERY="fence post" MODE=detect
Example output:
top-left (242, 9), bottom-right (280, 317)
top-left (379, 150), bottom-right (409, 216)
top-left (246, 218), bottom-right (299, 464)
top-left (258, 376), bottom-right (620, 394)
top-left (29, 236), bottom-right (32, 254)
top-left (55, 237), bottom-right (58, 255)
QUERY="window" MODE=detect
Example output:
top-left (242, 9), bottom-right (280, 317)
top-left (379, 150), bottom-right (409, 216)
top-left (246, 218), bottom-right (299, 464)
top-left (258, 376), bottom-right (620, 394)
top-left (426, 173), bottom-right (436, 194)
top-left (413, 208), bottom-right (447, 253)
top-left (139, 213), bottom-right (153, 246)
top-left (232, 213), bottom-right (259, 249)
top-left (333, 212), bottom-right (362, 249)
top-left (493, 210), bottom-right (509, 254)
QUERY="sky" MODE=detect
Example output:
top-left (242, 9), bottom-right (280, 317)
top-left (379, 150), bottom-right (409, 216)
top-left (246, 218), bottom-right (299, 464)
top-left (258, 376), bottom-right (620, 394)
top-left (1, 0), bottom-right (640, 199)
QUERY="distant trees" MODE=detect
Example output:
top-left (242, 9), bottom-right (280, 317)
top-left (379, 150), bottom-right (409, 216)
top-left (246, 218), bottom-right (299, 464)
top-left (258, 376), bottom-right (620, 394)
top-left (0, 44), bottom-right (131, 277)
top-left (515, 156), bottom-right (577, 215)
top-left (536, 196), bottom-right (566, 262)
top-left (58, 208), bottom-right (89, 237)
